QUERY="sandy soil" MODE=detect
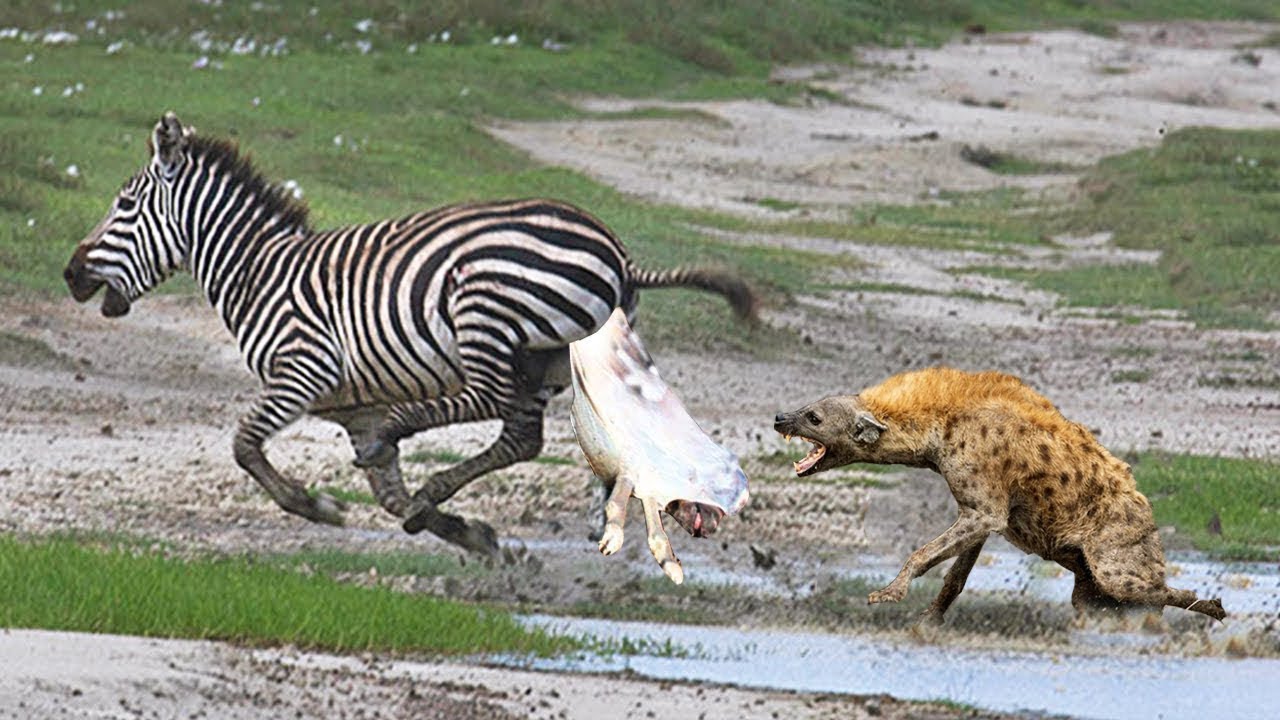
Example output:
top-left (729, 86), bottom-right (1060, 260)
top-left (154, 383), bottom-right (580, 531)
top-left (3, 21), bottom-right (1279, 719)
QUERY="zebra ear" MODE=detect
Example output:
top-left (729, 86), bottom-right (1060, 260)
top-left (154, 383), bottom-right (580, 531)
top-left (151, 111), bottom-right (189, 172)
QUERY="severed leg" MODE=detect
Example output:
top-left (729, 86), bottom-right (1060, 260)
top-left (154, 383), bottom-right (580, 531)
top-left (639, 497), bottom-right (684, 585)
top-left (598, 476), bottom-right (634, 556)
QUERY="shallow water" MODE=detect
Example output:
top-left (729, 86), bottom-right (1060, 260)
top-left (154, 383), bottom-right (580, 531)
top-left (510, 615), bottom-right (1280, 720)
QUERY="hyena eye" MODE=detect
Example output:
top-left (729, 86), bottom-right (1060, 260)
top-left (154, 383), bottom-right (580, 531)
top-left (117, 196), bottom-right (137, 212)
top-left (805, 411), bottom-right (821, 425)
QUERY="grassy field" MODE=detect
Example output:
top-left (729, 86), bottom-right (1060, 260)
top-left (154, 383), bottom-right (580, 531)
top-left (1132, 453), bottom-right (1280, 560)
top-left (2, 0), bottom-right (1278, 646)
top-left (1035, 128), bottom-right (1280, 329)
top-left (0, 534), bottom-right (571, 654)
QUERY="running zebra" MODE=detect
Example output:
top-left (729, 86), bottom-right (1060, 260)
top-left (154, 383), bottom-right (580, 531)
top-left (64, 112), bottom-right (757, 553)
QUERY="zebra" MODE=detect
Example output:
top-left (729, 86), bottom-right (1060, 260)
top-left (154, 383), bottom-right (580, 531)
top-left (64, 112), bottom-right (758, 554)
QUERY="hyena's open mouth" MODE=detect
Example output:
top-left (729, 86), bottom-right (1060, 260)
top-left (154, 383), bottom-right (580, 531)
top-left (782, 434), bottom-right (825, 475)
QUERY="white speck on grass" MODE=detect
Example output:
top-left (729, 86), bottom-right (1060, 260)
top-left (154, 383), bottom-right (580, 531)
top-left (407, 43), bottom-right (417, 54)
top-left (24, 53), bottom-right (34, 63)
top-left (66, 164), bottom-right (80, 178)
top-left (354, 19), bottom-right (374, 33)
top-left (26, 218), bottom-right (35, 227)
top-left (440, 30), bottom-right (451, 42)
top-left (309, 7), bottom-right (318, 17)
top-left (460, 87), bottom-right (470, 97)
top-left (542, 38), bottom-right (569, 52)
top-left (333, 134), bottom-right (343, 146)
top-left (0, 28), bottom-right (20, 40)
top-left (356, 39), bottom-right (372, 54)
top-left (192, 55), bottom-right (210, 69)
top-left (282, 179), bottom-right (303, 199)
top-left (506, 34), bottom-right (518, 45)
top-left (231, 37), bottom-right (256, 55)
top-left (42, 31), bottom-right (78, 45)
top-left (61, 86), bottom-right (74, 97)
top-left (106, 40), bottom-right (125, 54)
top-left (32, 86), bottom-right (43, 96)
top-left (251, 96), bottom-right (261, 107)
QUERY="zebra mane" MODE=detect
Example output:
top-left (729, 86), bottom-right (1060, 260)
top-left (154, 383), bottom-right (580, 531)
top-left (188, 135), bottom-right (311, 232)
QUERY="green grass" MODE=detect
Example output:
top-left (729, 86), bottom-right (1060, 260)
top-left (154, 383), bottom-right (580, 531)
top-left (1196, 371), bottom-right (1280, 390)
top-left (1109, 368), bottom-right (1151, 384)
top-left (0, 330), bottom-right (75, 369)
top-left (0, 535), bottom-right (572, 655)
top-left (959, 144), bottom-right (1082, 175)
top-left (816, 281), bottom-right (1024, 305)
top-left (533, 453), bottom-right (578, 466)
top-left (1133, 453), bottom-right (1280, 559)
top-left (404, 448), bottom-right (468, 464)
top-left (1044, 127), bottom-right (1280, 328)
top-left (311, 484), bottom-right (377, 507)
top-left (272, 547), bottom-right (476, 579)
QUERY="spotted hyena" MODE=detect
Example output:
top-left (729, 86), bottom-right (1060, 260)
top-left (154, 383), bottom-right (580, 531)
top-left (773, 367), bottom-right (1225, 624)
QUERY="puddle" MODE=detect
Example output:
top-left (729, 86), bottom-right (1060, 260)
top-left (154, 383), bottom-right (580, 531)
top-left (509, 614), bottom-right (1280, 720)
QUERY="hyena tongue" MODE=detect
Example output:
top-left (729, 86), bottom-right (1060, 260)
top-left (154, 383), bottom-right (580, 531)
top-left (794, 443), bottom-right (825, 474)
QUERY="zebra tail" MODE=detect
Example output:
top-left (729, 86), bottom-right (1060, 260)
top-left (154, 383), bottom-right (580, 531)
top-left (629, 265), bottom-right (761, 323)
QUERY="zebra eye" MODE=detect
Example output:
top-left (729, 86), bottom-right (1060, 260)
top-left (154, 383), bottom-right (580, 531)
top-left (116, 196), bottom-right (137, 212)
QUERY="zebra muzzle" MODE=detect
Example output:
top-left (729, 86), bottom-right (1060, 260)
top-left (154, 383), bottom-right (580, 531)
top-left (100, 285), bottom-right (131, 317)
top-left (64, 256), bottom-right (131, 317)
top-left (63, 258), bottom-right (104, 303)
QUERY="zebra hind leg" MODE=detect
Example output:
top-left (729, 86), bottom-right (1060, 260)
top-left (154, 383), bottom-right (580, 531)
top-left (321, 407), bottom-right (412, 517)
top-left (402, 388), bottom-right (553, 553)
top-left (351, 385), bottom-right (499, 469)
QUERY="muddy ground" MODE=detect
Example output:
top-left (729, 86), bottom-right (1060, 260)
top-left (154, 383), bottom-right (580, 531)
top-left (2, 21), bottom-right (1279, 719)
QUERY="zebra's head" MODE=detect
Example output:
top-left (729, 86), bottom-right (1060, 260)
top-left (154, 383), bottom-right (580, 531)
top-left (64, 111), bottom-right (195, 317)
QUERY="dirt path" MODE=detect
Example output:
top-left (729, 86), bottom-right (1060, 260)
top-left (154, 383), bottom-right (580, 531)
top-left (490, 21), bottom-right (1280, 216)
top-left (3, 21), bottom-right (1280, 720)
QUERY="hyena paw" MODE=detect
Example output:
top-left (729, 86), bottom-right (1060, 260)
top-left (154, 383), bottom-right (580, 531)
top-left (868, 582), bottom-right (908, 605)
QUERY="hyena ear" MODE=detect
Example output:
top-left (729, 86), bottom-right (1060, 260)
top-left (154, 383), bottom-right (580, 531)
top-left (150, 111), bottom-right (190, 173)
top-left (852, 410), bottom-right (887, 444)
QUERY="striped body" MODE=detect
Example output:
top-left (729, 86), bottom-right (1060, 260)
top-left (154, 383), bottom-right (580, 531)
top-left (65, 114), bottom-right (756, 551)
top-left (202, 199), bottom-right (633, 411)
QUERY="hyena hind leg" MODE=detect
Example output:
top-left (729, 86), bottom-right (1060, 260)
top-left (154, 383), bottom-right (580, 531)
top-left (1083, 533), bottom-right (1226, 621)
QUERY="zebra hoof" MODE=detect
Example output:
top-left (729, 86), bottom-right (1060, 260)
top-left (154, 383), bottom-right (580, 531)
top-left (403, 503), bottom-right (500, 556)
top-left (304, 491), bottom-right (347, 526)
top-left (353, 438), bottom-right (397, 469)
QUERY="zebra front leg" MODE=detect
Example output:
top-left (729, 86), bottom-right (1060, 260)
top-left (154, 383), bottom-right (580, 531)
top-left (234, 385), bottom-right (346, 526)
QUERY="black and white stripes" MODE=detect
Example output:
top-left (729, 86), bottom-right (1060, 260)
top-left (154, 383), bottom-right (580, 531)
top-left (65, 112), bottom-right (756, 551)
